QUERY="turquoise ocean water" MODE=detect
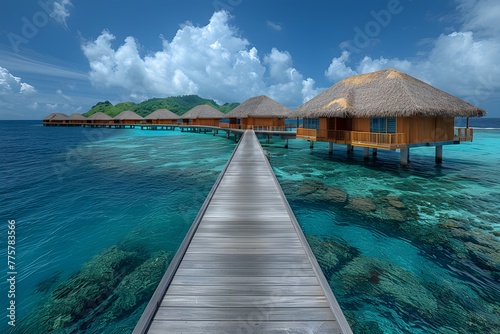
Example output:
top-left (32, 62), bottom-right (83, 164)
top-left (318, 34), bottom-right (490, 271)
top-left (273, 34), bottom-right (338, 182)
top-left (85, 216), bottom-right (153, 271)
top-left (1, 120), bottom-right (499, 333)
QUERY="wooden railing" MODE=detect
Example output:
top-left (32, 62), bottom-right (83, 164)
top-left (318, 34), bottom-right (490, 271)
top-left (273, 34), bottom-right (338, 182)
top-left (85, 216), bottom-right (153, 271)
top-left (297, 128), bottom-right (406, 148)
top-left (316, 130), bottom-right (352, 143)
top-left (219, 123), bottom-right (244, 129)
top-left (245, 125), bottom-right (289, 131)
top-left (219, 124), bottom-right (294, 131)
top-left (456, 128), bottom-right (474, 142)
top-left (351, 131), bottom-right (406, 148)
top-left (296, 128), bottom-right (317, 140)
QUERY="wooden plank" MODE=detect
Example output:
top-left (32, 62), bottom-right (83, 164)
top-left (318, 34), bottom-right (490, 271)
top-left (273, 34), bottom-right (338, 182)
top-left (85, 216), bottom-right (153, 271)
top-left (177, 260), bottom-right (313, 270)
top-left (186, 243), bottom-right (303, 250)
top-left (174, 267), bottom-right (315, 277)
top-left (153, 307), bottom-right (336, 321)
top-left (185, 247), bottom-right (306, 255)
top-left (161, 295), bottom-right (330, 308)
top-left (148, 320), bottom-right (342, 334)
top-left (193, 231), bottom-right (299, 238)
top-left (180, 253), bottom-right (313, 264)
top-left (165, 285), bottom-right (325, 296)
top-left (194, 226), bottom-right (295, 232)
top-left (170, 275), bottom-right (320, 286)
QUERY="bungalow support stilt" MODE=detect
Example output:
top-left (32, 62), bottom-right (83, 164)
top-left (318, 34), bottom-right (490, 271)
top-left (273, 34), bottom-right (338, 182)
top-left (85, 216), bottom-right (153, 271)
top-left (310, 141), bottom-right (314, 149)
top-left (346, 144), bottom-right (352, 155)
top-left (373, 148), bottom-right (378, 156)
top-left (435, 145), bottom-right (443, 164)
top-left (285, 138), bottom-right (289, 149)
top-left (364, 147), bottom-right (369, 160)
top-left (400, 148), bottom-right (409, 166)
top-left (328, 142), bottom-right (333, 155)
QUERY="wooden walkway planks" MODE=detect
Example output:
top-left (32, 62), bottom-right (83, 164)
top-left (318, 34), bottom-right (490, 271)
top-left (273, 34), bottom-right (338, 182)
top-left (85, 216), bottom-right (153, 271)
top-left (134, 130), bottom-right (352, 334)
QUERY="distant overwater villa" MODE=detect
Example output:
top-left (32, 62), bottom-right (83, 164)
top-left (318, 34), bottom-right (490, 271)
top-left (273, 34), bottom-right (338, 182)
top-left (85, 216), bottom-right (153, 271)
top-left (44, 69), bottom-right (484, 167)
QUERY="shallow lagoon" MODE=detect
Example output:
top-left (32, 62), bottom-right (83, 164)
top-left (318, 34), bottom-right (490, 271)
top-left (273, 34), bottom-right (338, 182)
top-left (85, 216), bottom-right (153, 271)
top-left (265, 129), bottom-right (500, 333)
top-left (1, 121), bottom-right (498, 333)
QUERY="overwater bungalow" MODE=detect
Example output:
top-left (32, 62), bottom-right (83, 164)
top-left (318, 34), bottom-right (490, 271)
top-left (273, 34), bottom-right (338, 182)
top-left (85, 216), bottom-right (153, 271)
top-left (42, 113), bottom-right (57, 125)
top-left (144, 109), bottom-right (178, 124)
top-left (224, 95), bottom-right (291, 130)
top-left (87, 112), bottom-right (113, 124)
top-left (113, 110), bottom-right (144, 125)
top-left (182, 104), bottom-right (226, 126)
top-left (68, 113), bottom-right (87, 124)
top-left (294, 69), bottom-right (486, 165)
top-left (43, 113), bottom-right (69, 126)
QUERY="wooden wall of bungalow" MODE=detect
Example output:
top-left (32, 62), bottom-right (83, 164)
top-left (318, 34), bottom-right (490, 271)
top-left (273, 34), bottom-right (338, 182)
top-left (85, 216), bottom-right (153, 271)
top-left (45, 119), bottom-right (69, 125)
top-left (69, 119), bottom-right (85, 124)
top-left (311, 116), bottom-right (455, 146)
top-left (43, 120), bottom-right (60, 125)
top-left (244, 117), bottom-right (285, 127)
top-left (113, 119), bottom-right (142, 125)
top-left (145, 119), bottom-right (176, 125)
top-left (89, 119), bottom-right (112, 124)
top-left (191, 119), bottom-right (221, 126)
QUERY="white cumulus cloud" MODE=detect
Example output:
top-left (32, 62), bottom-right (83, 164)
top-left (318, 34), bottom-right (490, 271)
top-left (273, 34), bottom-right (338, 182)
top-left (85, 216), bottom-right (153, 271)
top-left (266, 20), bottom-right (283, 31)
top-left (0, 67), bottom-right (36, 95)
top-left (51, 0), bottom-right (73, 26)
top-left (0, 67), bottom-right (39, 118)
top-left (325, 0), bottom-right (500, 109)
top-left (457, 0), bottom-right (500, 36)
top-left (81, 11), bottom-right (315, 108)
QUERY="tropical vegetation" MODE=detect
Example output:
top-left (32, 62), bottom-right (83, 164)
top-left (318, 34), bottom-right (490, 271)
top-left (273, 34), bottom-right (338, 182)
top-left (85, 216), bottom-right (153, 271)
top-left (83, 95), bottom-right (239, 118)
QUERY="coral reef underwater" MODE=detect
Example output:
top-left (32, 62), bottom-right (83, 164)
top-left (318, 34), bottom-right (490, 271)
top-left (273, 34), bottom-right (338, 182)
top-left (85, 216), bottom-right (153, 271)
top-left (17, 246), bottom-right (172, 333)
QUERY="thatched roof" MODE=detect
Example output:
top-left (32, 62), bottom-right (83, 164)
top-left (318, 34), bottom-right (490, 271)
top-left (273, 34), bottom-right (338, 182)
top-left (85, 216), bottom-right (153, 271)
top-left (43, 113), bottom-right (69, 121)
top-left (144, 109), bottom-right (179, 120)
top-left (87, 112), bottom-right (113, 120)
top-left (181, 104), bottom-right (226, 119)
top-left (113, 110), bottom-right (143, 120)
top-left (43, 113), bottom-right (59, 121)
top-left (68, 113), bottom-right (87, 120)
top-left (294, 69), bottom-right (486, 118)
top-left (225, 95), bottom-right (292, 118)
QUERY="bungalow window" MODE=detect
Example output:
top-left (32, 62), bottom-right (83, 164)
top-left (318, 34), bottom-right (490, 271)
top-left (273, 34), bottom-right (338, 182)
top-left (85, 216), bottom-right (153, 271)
top-left (370, 117), bottom-right (396, 133)
top-left (303, 118), bottom-right (319, 130)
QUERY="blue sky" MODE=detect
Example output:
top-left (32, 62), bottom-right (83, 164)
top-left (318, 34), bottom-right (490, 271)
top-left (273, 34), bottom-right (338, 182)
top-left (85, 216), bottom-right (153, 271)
top-left (1, 0), bottom-right (499, 119)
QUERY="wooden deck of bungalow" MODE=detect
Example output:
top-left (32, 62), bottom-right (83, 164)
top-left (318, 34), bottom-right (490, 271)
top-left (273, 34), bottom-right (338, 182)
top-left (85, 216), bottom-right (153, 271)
top-left (133, 130), bottom-right (352, 334)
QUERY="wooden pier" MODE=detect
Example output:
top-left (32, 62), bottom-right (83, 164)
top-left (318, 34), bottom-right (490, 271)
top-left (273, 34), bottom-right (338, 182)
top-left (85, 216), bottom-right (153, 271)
top-left (134, 130), bottom-right (351, 334)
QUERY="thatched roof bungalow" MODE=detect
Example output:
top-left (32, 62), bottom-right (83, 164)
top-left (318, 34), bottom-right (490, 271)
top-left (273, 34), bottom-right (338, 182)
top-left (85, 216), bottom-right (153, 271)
top-left (225, 95), bottom-right (291, 130)
top-left (42, 112), bottom-right (58, 125)
top-left (87, 112), bottom-right (113, 124)
top-left (113, 110), bottom-right (144, 124)
top-left (181, 104), bottom-right (226, 126)
top-left (68, 113), bottom-right (87, 124)
top-left (144, 109), bottom-right (179, 124)
top-left (294, 68), bottom-right (485, 165)
top-left (42, 113), bottom-right (69, 125)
